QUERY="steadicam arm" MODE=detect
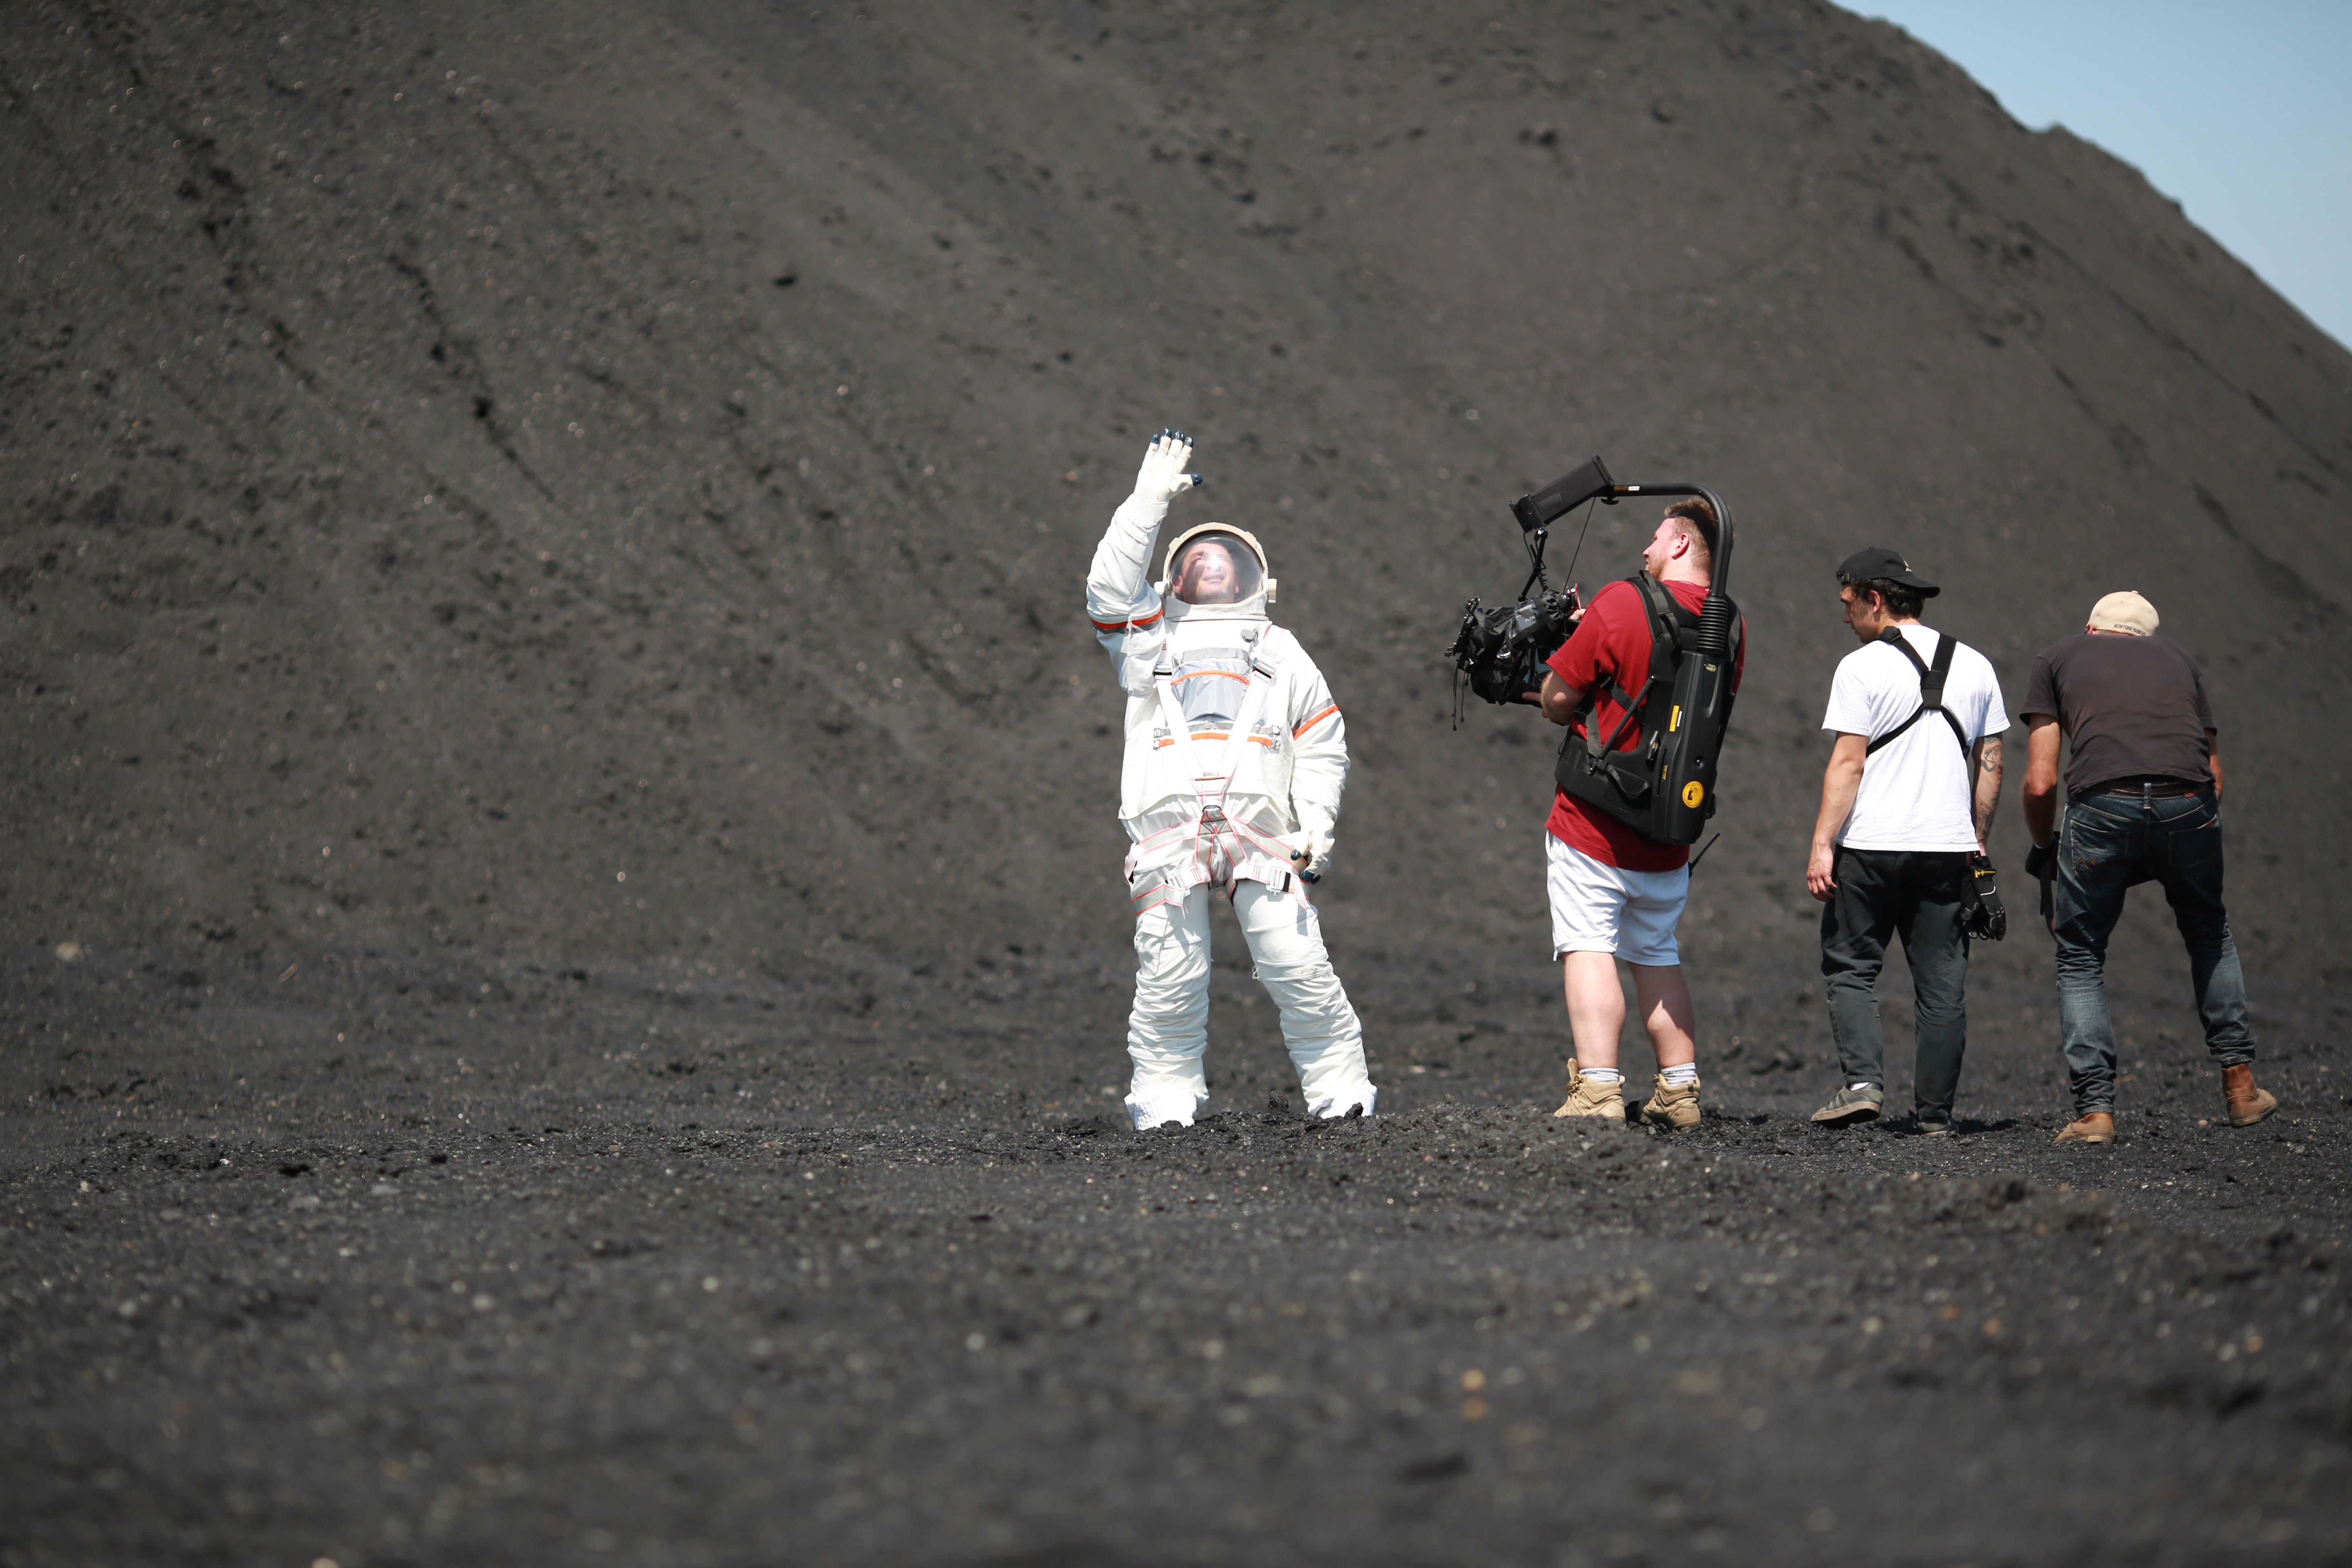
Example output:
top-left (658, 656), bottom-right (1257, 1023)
top-left (1509, 460), bottom-right (1737, 637)
top-left (1604, 480), bottom-right (1737, 654)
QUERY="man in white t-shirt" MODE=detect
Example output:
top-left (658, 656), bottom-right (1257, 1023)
top-left (1804, 548), bottom-right (2007, 1134)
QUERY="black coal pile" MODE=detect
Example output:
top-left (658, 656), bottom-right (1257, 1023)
top-left (4, 3), bottom-right (2349, 1565)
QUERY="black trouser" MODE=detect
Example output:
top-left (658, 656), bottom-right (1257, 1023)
top-left (1819, 847), bottom-right (1971, 1120)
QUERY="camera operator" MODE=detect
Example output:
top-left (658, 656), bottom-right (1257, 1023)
top-left (2020, 591), bottom-right (2276, 1145)
top-left (1528, 500), bottom-right (1744, 1129)
top-left (1804, 550), bottom-right (2007, 1136)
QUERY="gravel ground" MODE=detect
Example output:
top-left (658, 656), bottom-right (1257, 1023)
top-left (5, 947), bottom-right (2348, 1566)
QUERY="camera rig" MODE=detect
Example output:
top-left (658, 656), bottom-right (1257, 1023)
top-left (1446, 455), bottom-right (1743, 846)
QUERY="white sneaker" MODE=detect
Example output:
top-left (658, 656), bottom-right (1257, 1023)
top-left (1126, 1090), bottom-right (1207, 1130)
top-left (1306, 1082), bottom-right (1377, 1119)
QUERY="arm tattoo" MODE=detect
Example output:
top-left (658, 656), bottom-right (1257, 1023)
top-left (1971, 736), bottom-right (2002, 842)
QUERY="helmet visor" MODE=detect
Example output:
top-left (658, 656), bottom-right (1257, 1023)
top-left (1168, 531), bottom-right (1264, 605)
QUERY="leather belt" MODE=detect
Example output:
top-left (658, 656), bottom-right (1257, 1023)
top-left (2089, 777), bottom-right (2204, 799)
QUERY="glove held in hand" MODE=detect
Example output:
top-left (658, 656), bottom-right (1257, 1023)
top-left (1961, 851), bottom-right (2006, 941)
top-left (1284, 831), bottom-right (1333, 884)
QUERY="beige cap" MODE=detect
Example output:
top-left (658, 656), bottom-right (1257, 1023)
top-left (2087, 590), bottom-right (2158, 636)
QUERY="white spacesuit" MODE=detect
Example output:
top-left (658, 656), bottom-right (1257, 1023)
top-left (1086, 430), bottom-right (1378, 1130)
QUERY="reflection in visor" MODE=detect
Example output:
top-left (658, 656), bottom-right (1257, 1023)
top-left (1169, 532), bottom-right (1264, 605)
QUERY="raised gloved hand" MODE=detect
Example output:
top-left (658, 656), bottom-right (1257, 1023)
top-left (1129, 428), bottom-right (1204, 517)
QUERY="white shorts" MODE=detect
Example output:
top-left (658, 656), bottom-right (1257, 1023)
top-left (1546, 833), bottom-right (1688, 966)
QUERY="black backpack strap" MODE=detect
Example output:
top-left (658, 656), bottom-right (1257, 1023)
top-left (1864, 628), bottom-right (1971, 757)
top-left (1628, 574), bottom-right (1695, 691)
top-left (1569, 577), bottom-right (1675, 759)
top-left (1631, 572), bottom-right (1699, 644)
top-left (1584, 577), bottom-right (1689, 759)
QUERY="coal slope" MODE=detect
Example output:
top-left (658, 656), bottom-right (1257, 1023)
top-left (5, 2), bottom-right (2352, 1566)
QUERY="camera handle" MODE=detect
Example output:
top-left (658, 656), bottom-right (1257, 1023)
top-left (1517, 526), bottom-right (1550, 602)
top-left (1515, 494), bottom-right (1614, 604)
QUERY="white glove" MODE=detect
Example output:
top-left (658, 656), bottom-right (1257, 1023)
top-left (1285, 831), bottom-right (1334, 882)
top-left (1129, 428), bottom-right (1203, 516)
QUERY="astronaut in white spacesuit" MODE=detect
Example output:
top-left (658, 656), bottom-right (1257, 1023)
top-left (1086, 429), bottom-right (1378, 1130)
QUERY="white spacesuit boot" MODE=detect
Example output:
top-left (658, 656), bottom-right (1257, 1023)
top-left (1087, 430), bottom-right (1377, 1129)
top-left (1123, 880), bottom-right (1375, 1128)
top-left (1231, 880), bottom-right (1376, 1119)
top-left (1125, 888), bottom-right (1215, 1129)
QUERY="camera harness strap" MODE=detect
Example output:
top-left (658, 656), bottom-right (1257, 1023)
top-left (1872, 630), bottom-right (2004, 931)
top-left (1865, 628), bottom-right (1967, 762)
top-left (1867, 627), bottom-right (1997, 918)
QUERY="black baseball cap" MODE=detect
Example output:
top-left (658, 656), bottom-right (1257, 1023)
top-left (1835, 546), bottom-right (1940, 598)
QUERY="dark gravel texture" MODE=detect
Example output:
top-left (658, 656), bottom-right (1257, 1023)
top-left (4, 1), bottom-right (2350, 1564)
top-left (9, 948), bottom-right (2350, 1566)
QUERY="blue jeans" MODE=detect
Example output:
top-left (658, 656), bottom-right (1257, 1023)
top-left (2052, 785), bottom-right (2253, 1115)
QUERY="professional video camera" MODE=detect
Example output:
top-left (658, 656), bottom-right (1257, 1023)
top-left (1445, 455), bottom-right (1613, 710)
top-left (1447, 455), bottom-right (1743, 847)
top-left (1447, 584), bottom-right (1582, 708)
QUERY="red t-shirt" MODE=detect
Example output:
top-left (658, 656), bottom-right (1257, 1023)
top-left (1544, 577), bottom-right (1744, 872)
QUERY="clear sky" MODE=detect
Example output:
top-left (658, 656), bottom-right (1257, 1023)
top-left (1860, 1), bottom-right (2351, 349)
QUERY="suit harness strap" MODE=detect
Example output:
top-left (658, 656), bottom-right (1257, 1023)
top-left (1152, 657), bottom-right (1276, 811)
top-left (1131, 655), bottom-right (1296, 911)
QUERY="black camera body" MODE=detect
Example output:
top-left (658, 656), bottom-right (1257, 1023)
top-left (1447, 585), bottom-right (1581, 706)
top-left (1448, 454), bottom-right (1615, 711)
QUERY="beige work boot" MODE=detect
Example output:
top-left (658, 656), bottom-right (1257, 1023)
top-left (1637, 1073), bottom-right (1701, 1132)
top-left (1553, 1064), bottom-right (1626, 1122)
top-left (2222, 1064), bottom-right (2277, 1128)
top-left (2054, 1111), bottom-right (2114, 1145)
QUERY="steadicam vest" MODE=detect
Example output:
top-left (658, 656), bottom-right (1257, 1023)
top-left (1554, 574), bottom-right (1743, 846)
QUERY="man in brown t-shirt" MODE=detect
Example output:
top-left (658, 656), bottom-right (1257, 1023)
top-left (2019, 590), bottom-right (2276, 1144)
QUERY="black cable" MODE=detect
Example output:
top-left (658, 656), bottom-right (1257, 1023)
top-left (1559, 494), bottom-right (1601, 590)
top-left (1688, 832), bottom-right (1722, 872)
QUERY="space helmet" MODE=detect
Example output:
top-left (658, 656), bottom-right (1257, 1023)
top-left (1159, 523), bottom-right (1277, 607)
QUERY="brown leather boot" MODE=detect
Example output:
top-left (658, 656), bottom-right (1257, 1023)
top-left (2222, 1064), bottom-right (2278, 1128)
top-left (2054, 1111), bottom-right (2114, 1145)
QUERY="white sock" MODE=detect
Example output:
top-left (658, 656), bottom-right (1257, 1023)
top-left (1850, 1081), bottom-right (1878, 1092)
top-left (1580, 1066), bottom-right (1622, 1084)
top-left (1660, 1063), bottom-right (1698, 1087)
